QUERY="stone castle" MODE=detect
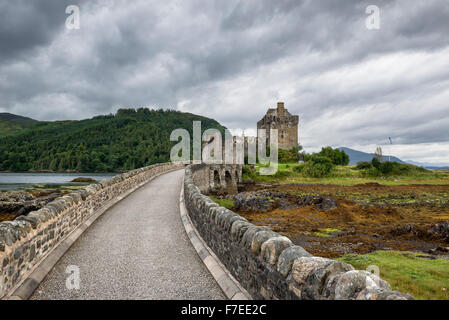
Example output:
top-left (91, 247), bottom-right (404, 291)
top-left (257, 102), bottom-right (299, 150)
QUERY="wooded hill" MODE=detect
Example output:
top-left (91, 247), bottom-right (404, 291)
top-left (0, 108), bottom-right (224, 172)
top-left (0, 113), bottom-right (37, 136)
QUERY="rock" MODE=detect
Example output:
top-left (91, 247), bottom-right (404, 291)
top-left (0, 190), bottom-right (62, 219)
top-left (428, 221), bottom-right (449, 242)
top-left (292, 257), bottom-right (354, 299)
top-left (324, 270), bottom-right (390, 300)
top-left (0, 224), bottom-right (15, 246)
top-left (277, 246), bottom-right (313, 278)
top-left (0, 191), bottom-right (34, 202)
top-left (240, 226), bottom-right (270, 249)
top-left (223, 214), bottom-right (246, 232)
top-left (297, 195), bottom-right (338, 211)
top-left (356, 287), bottom-right (413, 300)
top-left (16, 202), bottom-right (41, 216)
top-left (251, 230), bottom-right (278, 255)
top-left (230, 220), bottom-right (253, 242)
top-left (260, 236), bottom-right (293, 265)
top-left (232, 191), bottom-right (338, 213)
top-left (28, 244), bottom-right (36, 262)
top-left (71, 177), bottom-right (97, 183)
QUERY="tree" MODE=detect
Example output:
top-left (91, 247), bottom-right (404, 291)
top-left (278, 147), bottom-right (300, 163)
top-left (303, 156), bottom-right (334, 178)
top-left (374, 146), bottom-right (383, 162)
top-left (0, 108), bottom-right (225, 172)
top-left (316, 147), bottom-right (349, 165)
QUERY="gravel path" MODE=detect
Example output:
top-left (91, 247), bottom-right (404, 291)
top-left (31, 169), bottom-right (225, 300)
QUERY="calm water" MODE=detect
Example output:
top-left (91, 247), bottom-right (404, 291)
top-left (0, 172), bottom-right (117, 191)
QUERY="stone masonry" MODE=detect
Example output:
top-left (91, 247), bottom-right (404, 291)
top-left (184, 164), bottom-right (414, 300)
top-left (257, 102), bottom-right (299, 150)
top-left (190, 163), bottom-right (242, 195)
top-left (0, 162), bottom-right (183, 298)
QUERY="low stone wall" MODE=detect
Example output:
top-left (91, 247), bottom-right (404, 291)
top-left (184, 165), bottom-right (413, 300)
top-left (0, 162), bottom-right (183, 298)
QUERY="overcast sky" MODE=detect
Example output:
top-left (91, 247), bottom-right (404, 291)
top-left (1, 0), bottom-right (448, 164)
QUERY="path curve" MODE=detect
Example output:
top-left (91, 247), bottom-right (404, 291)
top-left (31, 169), bottom-right (225, 300)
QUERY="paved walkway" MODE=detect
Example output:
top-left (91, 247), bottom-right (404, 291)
top-left (31, 170), bottom-right (225, 300)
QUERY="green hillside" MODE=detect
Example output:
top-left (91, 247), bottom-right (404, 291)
top-left (0, 108), bottom-right (224, 172)
top-left (0, 113), bottom-right (37, 136)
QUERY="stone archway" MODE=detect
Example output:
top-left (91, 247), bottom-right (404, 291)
top-left (225, 170), bottom-right (232, 186)
top-left (206, 164), bottom-right (243, 194)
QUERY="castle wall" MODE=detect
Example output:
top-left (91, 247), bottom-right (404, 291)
top-left (257, 102), bottom-right (299, 151)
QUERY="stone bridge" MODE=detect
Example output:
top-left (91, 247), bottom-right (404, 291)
top-left (0, 163), bottom-right (412, 300)
top-left (189, 163), bottom-right (242, 194)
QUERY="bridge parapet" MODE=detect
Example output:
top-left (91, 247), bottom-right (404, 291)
top-left (190, 163), bottom-right (242, 195)
top-left (0, 162), bottom-right (183, 299)
top-left (184, 165), bottom-right (414, 300)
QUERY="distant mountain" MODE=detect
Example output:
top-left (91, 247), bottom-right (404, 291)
top-left (0, 108), bottom-right (225, 172)
top-left (0, 113), bottom-right (36, 122)
top-left (0, 113), bottom-right (37, 136)
top-left (405, 160), bottom-right (449, 170)
top-left (425, 166), bottom-right (449, 170)
top-left (339, 147), bottom-right (449, 169)
top-left (338, 147), bottom-right (404, 165)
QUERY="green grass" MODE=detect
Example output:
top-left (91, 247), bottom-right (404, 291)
top-left (210, 196), bottom-right (235, 209)
top-left (244, 163), bottom-right (449, 186)
top-left (313, 228), bottom-right (341, 238)
top-left (337, 250), bottom-right (449, 300)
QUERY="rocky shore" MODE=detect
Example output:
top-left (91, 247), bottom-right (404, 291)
top-left (0, 190), bottom-right (63, 221)
top-left (223, 190), bottom-right (338, 213)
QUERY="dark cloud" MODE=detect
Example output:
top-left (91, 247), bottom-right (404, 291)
top-left (0, 0), bottom-right (448, 162)
top-left (0, 0), bottom-right (86, 61)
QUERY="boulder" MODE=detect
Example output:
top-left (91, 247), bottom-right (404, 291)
top-left (356, 287), bottom-right (413, 300)
top-left (251, 229), bottom-right (278, 255)
top-left (277, 246), bottom-right (313, 278)
top-left (324, 270), bottom-right (390, 300)
top-left (292, 257), bottom-right (354, 299)
top-left (260, 236), bottom-right (293, 265)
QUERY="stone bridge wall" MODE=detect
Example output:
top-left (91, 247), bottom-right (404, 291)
top-left (191, 163), bottom-right (242, 194)
top-left (0, 162), bottom-right (183, 298)
top-left (184, 165), bottom-right (413, 300)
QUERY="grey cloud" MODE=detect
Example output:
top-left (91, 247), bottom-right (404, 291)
top-left (0, 0), bottom-right (86, 61)
top-left (0, 0), bottom-right (448, 161)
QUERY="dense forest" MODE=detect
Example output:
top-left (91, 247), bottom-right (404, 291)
top-left (0, 108), bottom-right (225, 172)
top-left (0, 113), bottom-right (37, 136)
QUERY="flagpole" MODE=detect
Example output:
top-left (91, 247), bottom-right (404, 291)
top-left (388, 137), bottom-right (392, 162)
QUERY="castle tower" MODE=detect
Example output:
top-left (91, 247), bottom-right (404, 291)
top-left (257, 102), bottom-right (299, 150)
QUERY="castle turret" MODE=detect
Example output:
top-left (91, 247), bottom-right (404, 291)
top-left (257, 102), bottom-right (299, 150)
top-left (277, 102), bottom-right (285, 117)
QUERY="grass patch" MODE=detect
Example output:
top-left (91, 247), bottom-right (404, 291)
top-left (210, 196), bottom-right (235, 210)
top-left (243, 164), bottom-right (449, 186)
top-left (337, 250), bottom-right (449, 300)
top-left (313, 232), bottom-right (331, 238)
top-left (313, 228), bottom-right (341, 238)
